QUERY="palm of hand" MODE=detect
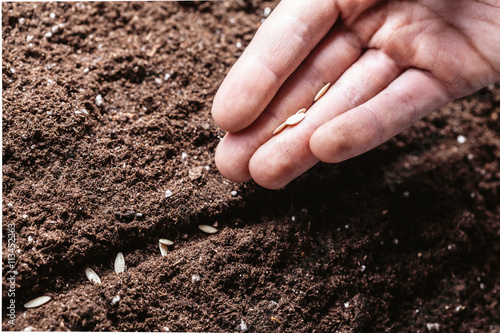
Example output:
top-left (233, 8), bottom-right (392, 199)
top-left (212, 0), bottom-right (500, 189)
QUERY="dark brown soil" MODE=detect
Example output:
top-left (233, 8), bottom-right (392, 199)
top-left (2, 2), bottom-right (500, 332)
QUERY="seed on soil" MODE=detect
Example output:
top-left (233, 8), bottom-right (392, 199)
top-left (159, 238), bottom-right (174, 246)
top-left (285, 113), bottom-right (306, 126)
top-left (296, 108), bottom-right (307, 114)
top-left (24, 296), bottom-right (51, 309)
top-left (159, 241), bottom-right (169, 257)
top-left (85, 267), bottom-right (101, 285)
top-left (114, 252), bottom-right (125, 273)
top-left (314, 82), bottom-right (331, 102)
top-left (272, 122), bottom-right (287, 135)
top-left (199, 224), bottom-right (218, 234)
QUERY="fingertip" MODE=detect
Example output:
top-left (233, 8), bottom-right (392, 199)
top-left (211, 86), bottom-right (240, 133)
top-left (309, 123), bottom-right (348, 164)
top-left (212, 54), bottom-right (277, 133)
top-left (214, 135), bottom-right (252, 183)
top-left (248, 152), bottom-right (288, 190)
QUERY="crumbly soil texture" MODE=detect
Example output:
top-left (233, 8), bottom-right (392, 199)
top-left (2, 2), bottom-right (500, 332)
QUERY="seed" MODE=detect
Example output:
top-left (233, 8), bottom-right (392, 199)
top-left (159, 238), bottom-right (174, 246)
top-left (285, 113), bottom-right (306, 126)
top-left (199, 224), bottom-right (218, 234)
top-left (24, 296), bottom-right (51, 309)
top-left (313, 82), bottom-right (331, 102)
top-left (272, 122), bottom-right (287, 135)
top-left (296, 108), bottom-right (306, 114)
top-left (114, 252), bottom-right (125, 273)
top-left (159, 241), bottom-right (169, 257)
top-left (85, 267), bottom-right (101, 285)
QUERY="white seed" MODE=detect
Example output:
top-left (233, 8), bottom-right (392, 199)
top-left (313, 82), bottom-right (331, 102)
top-left (114, 252), bottom-right (125, 273)
top-left (285, 113), bottom-right (306, 126)
top-left (85, 267), bottom-right (101, 285)
top-left (296, 108), bottom-right (306, 114)
top-left (24, 296), bottom-right (51, 309)
top-left (272, 122), bottom-right (287, 135)
top-left (159, 238), bottom-right (174, 246)
top-left (198, 224), bottom-right (218, 234)
top-left (159, 242), bottom-right (169, 257)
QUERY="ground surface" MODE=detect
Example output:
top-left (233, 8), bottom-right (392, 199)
top-left (2, 2), bottom-right (500, 332)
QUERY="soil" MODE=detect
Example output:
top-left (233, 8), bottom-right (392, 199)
top-left (2, 2), bottom-right (500, 332)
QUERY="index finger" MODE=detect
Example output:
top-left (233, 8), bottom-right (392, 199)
top-left (212, 0), bottom-right (338, 132)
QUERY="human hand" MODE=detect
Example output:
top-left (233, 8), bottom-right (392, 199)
top-left (212, 0), bottom-right (500, 189)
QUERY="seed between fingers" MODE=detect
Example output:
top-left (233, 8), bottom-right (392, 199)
top-left (273, 122), bottom-right (288, 135)
top-left (314, 82), bottom-right (331, 102)
top-left (273, 81), bottom-right (330, 136)
top-left (285, 113), bottom-right (306, 125)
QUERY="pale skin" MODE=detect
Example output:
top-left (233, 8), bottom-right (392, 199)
top-left (212, 0), bottom-right (500, 189)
